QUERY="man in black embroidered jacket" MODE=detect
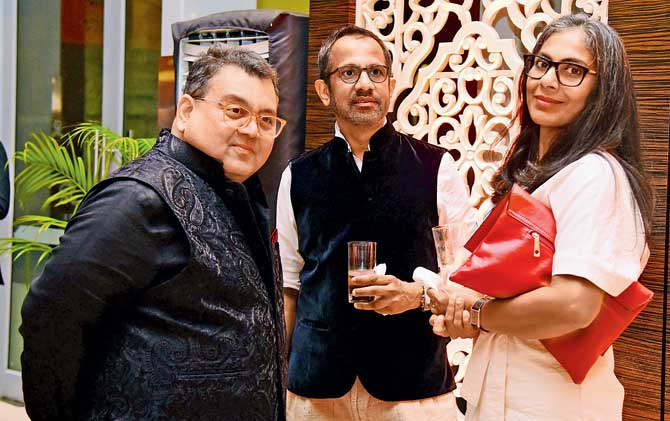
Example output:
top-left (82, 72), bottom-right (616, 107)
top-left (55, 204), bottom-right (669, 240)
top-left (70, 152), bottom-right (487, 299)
top-left (277, 26), bottom-right (473, 420)
top-left (20, 46), bottom-right (287, 420)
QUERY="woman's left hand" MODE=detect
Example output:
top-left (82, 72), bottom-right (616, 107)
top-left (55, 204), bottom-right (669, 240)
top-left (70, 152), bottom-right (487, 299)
top-left (429, 292), bottom-right (480, 339)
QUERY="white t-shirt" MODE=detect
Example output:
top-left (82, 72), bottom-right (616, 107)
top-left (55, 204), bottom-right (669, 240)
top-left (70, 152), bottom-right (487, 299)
top-left (462, 152), bottom-right (649, 421)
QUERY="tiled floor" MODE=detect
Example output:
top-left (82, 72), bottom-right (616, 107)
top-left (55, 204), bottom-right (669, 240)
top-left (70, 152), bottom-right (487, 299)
top-left (0, 399), bottom-right (29, 420)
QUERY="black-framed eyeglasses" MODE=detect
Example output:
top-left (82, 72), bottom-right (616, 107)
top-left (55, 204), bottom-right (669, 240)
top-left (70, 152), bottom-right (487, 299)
top-left (327, 64), bottom-right (390, 84)
top-left (194, 99), bottom-right (287, 139)
top-left (523, 54), bottom-right (597, 87)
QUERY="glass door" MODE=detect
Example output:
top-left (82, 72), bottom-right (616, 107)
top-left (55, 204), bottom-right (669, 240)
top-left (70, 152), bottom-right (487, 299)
top-left (0, 0), bottom-right (164, 403)
top-left (0, 0), bottom-right (106, 402)
top-left (0, 0), bottom-right (20, 402)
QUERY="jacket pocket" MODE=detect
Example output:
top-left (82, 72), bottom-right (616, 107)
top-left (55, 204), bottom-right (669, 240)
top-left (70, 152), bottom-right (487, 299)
top-left (298, 318), bottom-right (330, 332)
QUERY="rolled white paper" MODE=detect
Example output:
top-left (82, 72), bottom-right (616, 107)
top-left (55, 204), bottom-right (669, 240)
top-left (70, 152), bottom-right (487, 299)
top-left (412, 266), bottom-right (442, 290)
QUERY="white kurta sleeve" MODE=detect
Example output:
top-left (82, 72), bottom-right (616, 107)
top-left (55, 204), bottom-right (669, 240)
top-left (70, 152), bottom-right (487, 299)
top-left (276, 165), bottom-right (304, 290)
top-left (542, 153), bottom-right (648, 296)
top-left (436, 152), bottom-right (477, 225)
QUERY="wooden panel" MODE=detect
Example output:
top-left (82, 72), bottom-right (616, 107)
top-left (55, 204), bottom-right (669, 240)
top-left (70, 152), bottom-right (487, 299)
top-left (157, 55), bottom-right (175, 131)
top-left (305, 0), bottom-right (356, 151)
top-left (609, 3), bottom-right (669, 421)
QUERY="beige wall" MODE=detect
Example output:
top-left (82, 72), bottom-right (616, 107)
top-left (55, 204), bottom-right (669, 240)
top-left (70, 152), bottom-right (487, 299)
top-left (257, 0), bottom-right (309, 14)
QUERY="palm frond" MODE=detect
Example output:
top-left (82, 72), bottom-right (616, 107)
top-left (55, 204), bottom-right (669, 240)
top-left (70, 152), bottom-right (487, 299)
top-left (66, 122), bottom-right (122, 146)
top-left (4, 122), bottom-right (155, 263)
top-left (102, 136), bottom-right (156, 166)
top-left (0, 237), bottom-right (54, 264)
top-left (13, 215), bottom-right (68, 233)
top-left (65, 122), bottom-right (156, 170)
top-left (14, 132), bottom-right (92, 209)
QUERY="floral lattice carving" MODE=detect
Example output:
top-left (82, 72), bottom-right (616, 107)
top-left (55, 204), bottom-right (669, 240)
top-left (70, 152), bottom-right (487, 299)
top-left (356, 0), bottom-right (608, 208)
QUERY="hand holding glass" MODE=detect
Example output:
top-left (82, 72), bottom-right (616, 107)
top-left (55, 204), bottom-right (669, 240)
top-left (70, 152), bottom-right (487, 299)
top-left (348, 241), bottom-right (376, 303)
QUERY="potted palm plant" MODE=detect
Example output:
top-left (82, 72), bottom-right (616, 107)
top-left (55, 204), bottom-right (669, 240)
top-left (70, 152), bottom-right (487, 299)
top-left (0, 122), bottom-right (155, 262)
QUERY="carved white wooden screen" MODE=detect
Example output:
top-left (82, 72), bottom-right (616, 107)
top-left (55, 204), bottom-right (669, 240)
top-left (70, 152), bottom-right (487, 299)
top-left (355, 1), bottom-right (609, 416)
top-left (356, 0), bottom-right (609, 209)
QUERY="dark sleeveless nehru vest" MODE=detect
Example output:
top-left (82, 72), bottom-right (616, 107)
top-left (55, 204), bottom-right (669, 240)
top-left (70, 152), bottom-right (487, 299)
top-left (288, 123), bottom-right (456, 401)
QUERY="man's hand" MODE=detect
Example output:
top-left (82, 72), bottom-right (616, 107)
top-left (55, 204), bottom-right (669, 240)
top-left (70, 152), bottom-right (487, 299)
top-left (350, 274), bottom-right (422, 315)
top-left (427, 285), bottom-right (480, 315)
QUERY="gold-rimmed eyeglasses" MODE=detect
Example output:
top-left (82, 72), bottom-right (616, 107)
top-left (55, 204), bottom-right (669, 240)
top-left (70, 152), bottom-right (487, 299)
top-left (523, 54), bottom-right (597, 87)
top-left (195, 98), bottom-right (287, 139)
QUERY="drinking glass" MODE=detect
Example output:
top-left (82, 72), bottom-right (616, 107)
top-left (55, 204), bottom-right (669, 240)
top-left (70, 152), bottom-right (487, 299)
top-left (347, 241), bottom-right (376, 303)
top-left (431, 221), bottom-right (477, 285)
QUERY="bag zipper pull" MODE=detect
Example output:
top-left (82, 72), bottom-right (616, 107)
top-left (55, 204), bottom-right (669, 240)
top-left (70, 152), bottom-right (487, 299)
top-left (531, 232), bottom-right (541, 257)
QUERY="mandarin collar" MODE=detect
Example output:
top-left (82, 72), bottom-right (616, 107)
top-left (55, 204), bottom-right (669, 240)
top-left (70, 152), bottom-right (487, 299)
top-left (155, 128), bottom-right (265, 200)
top-left (368, 120), bottom-right (395, 152)
top-left (157, 129), bottom-right (223, 183)
top-left (332, 119), bottom-right (395, 155)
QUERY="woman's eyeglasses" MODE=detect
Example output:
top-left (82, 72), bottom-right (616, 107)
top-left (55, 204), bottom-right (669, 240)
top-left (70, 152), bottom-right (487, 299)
top-left (523, 54), bottom-right (597, 87)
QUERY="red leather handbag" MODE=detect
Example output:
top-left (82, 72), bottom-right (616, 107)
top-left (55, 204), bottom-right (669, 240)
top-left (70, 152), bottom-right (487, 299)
top-left (450, 184), bottom-right (556, 298)
top-left (450, 184), bottom-right (654, 384)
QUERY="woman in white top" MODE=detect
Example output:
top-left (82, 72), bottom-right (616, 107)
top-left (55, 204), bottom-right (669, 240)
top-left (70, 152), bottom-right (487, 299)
top-left (429, 14), bottom-right (653, 421)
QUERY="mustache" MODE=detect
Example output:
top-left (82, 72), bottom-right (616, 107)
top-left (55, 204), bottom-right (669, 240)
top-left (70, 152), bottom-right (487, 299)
top-left (351, 90), bottom-right (380, 103)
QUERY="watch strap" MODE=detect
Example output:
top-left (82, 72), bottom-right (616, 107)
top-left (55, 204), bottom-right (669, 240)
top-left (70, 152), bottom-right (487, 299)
top-left (470, 296), bottom-right (493, 331)
top-left (419, 284), bottom-right (431, 311)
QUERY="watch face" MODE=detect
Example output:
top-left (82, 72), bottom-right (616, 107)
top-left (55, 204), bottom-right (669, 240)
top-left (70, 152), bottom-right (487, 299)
top-left (470, 308), bottom-right (480, 328)
top-left (471, 297), bottom-right (490, 329)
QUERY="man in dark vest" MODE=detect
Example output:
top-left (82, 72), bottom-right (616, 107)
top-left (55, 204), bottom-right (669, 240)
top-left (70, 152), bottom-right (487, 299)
top-left (20, 45), bottom-right (287, 420)
top-left (276, 25), bottom-right (474, 420)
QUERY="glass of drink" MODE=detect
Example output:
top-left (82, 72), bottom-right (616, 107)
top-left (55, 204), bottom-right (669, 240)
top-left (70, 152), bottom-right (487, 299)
top-left (431, 221), bottom-right (477, 285)
top-left (347, 241), bottom-right (376, 303)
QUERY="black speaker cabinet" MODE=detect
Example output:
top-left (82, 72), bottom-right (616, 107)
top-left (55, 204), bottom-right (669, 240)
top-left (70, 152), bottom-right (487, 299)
top-left (172, 10), bottom-right (308, 228)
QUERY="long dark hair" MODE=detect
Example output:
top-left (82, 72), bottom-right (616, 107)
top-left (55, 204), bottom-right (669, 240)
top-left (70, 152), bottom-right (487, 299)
top-left (492, 14), bottom-right (653, 240)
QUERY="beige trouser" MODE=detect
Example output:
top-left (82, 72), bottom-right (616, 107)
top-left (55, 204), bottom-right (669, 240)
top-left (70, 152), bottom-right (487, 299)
top-left (287, 377), bottom-right (458, 421)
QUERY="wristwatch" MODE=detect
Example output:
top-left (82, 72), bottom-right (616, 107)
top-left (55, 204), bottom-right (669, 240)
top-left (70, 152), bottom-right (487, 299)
top-left (470, 296), bottom-right (493, 331)
top-left (418, 284), bottom-right (431, 312)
